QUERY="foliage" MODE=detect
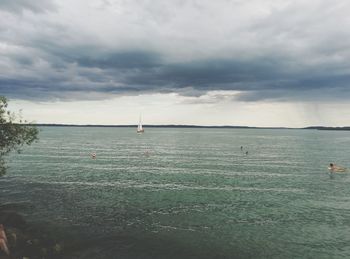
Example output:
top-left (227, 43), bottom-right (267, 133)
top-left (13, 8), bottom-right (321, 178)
top-left (0, 96), bottom-right (38, 176)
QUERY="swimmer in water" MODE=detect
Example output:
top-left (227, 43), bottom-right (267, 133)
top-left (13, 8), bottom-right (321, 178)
top-left (245, 151), bottom-right (248, 155)
top-left (240, 146), bottom-right (243, 150)
top-left (329, 163), bottom-right (347, 172)
top-left (91, 153), bottom-right (96, 159)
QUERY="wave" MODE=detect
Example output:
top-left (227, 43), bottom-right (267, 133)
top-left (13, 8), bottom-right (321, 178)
top-left (22, 180), bottom-right (304, 194)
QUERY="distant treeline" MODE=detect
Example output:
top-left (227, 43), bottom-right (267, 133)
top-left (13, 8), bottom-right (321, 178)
top-left (23, 124), bottom-right (350, 131)
top-left (27, 124), bottom-right (242, 128)
top-left (303, 126), bottom-right (350, 131)
top-left (26, 124), bottom-right (294, 129)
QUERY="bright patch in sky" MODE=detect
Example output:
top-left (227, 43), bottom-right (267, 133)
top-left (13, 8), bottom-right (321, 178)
top-left (9, 92), bottom-right (350, 127)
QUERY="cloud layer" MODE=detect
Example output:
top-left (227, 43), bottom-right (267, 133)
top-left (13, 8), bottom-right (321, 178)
top-left (1, 0), bottom-right (350, 102)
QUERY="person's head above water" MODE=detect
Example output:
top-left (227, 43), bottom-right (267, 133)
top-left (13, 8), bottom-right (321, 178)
top-left (330, 163), bottom-right (334, 167)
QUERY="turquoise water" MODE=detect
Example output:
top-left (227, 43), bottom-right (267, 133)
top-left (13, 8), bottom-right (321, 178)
top-left (1, 127), bottom-right (350, 258)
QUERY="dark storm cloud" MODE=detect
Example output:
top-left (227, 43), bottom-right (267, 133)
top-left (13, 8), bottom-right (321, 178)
top-left (0, 78), bottom-right (85, 100)
top-left (2, 48), bottom-right (350, 101)
top-left (92, 55), bottom-right (350, 100)
top-left (0, 76), bottom-right (141, 101)
top-left (122, 58), bottom-right (285, 88)
top-left (77, 51), bottom-right (162, 69)
top-left (1, 0), bottom-right (350, 102)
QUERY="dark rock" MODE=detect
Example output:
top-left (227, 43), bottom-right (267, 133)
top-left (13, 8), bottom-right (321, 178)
top-left (0, 210), bottom-right (71, 259)
top-left (0, 211), bottom-right (26, 229)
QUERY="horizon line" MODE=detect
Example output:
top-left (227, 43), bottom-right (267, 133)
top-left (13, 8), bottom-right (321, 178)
top-left (24, 123), bottom-right (350, 130)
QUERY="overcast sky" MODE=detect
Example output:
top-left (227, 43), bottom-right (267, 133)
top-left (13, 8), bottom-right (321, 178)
top-left (1, 0), bottom-right (350, 126)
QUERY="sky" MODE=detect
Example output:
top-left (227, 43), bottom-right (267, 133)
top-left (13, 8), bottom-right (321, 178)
top-left (1, 0), bottom-right (350, 127)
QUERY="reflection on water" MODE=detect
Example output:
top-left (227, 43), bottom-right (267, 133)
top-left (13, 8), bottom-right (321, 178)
top-left (1, 127), bottom-right (350, 258)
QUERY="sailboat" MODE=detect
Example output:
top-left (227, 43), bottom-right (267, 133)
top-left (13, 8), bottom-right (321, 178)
top-left (137, 115), bottom-right (144, 133)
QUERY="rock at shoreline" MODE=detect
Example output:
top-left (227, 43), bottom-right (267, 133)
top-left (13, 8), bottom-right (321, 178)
top-left (0, 210), bottom-right (67, 259)
top-left (0, 211), bottom-right (26, 229)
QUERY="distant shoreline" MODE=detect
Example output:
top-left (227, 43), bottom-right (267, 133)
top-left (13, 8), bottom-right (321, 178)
top-left (25, 124), bottom-right (350, 131)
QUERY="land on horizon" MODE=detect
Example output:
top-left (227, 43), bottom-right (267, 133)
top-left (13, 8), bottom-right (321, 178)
top-left (28, 124), bottom-right (350, 131)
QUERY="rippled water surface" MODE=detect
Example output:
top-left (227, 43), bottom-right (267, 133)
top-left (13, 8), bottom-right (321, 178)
top-left (1, 127), bottom-right (350, 258)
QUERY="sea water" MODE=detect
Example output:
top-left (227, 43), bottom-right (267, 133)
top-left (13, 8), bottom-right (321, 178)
top-left (1, 127), bottom-right (350, 258)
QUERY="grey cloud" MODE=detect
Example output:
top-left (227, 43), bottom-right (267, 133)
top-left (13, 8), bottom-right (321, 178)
top-left (1, 0), bottom-right (350, 103)
top-left (2, 48), bottom-right (350, 102)
top-left (77, 51), bottom-right (162, 69)
top-left (0, 77), bottom-right (140, 101)
top-left (236, 86), bottom-right (350, 102)
top-left (125, 58), bottom-right (286, 87)
top-left (0, 0), bottom-right (56, 14)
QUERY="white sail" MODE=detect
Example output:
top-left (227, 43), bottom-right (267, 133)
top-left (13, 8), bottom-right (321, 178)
top-left (137, 115), bottom-right (144, 133)
top-left (138, 121), bottom-right (143, 131)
